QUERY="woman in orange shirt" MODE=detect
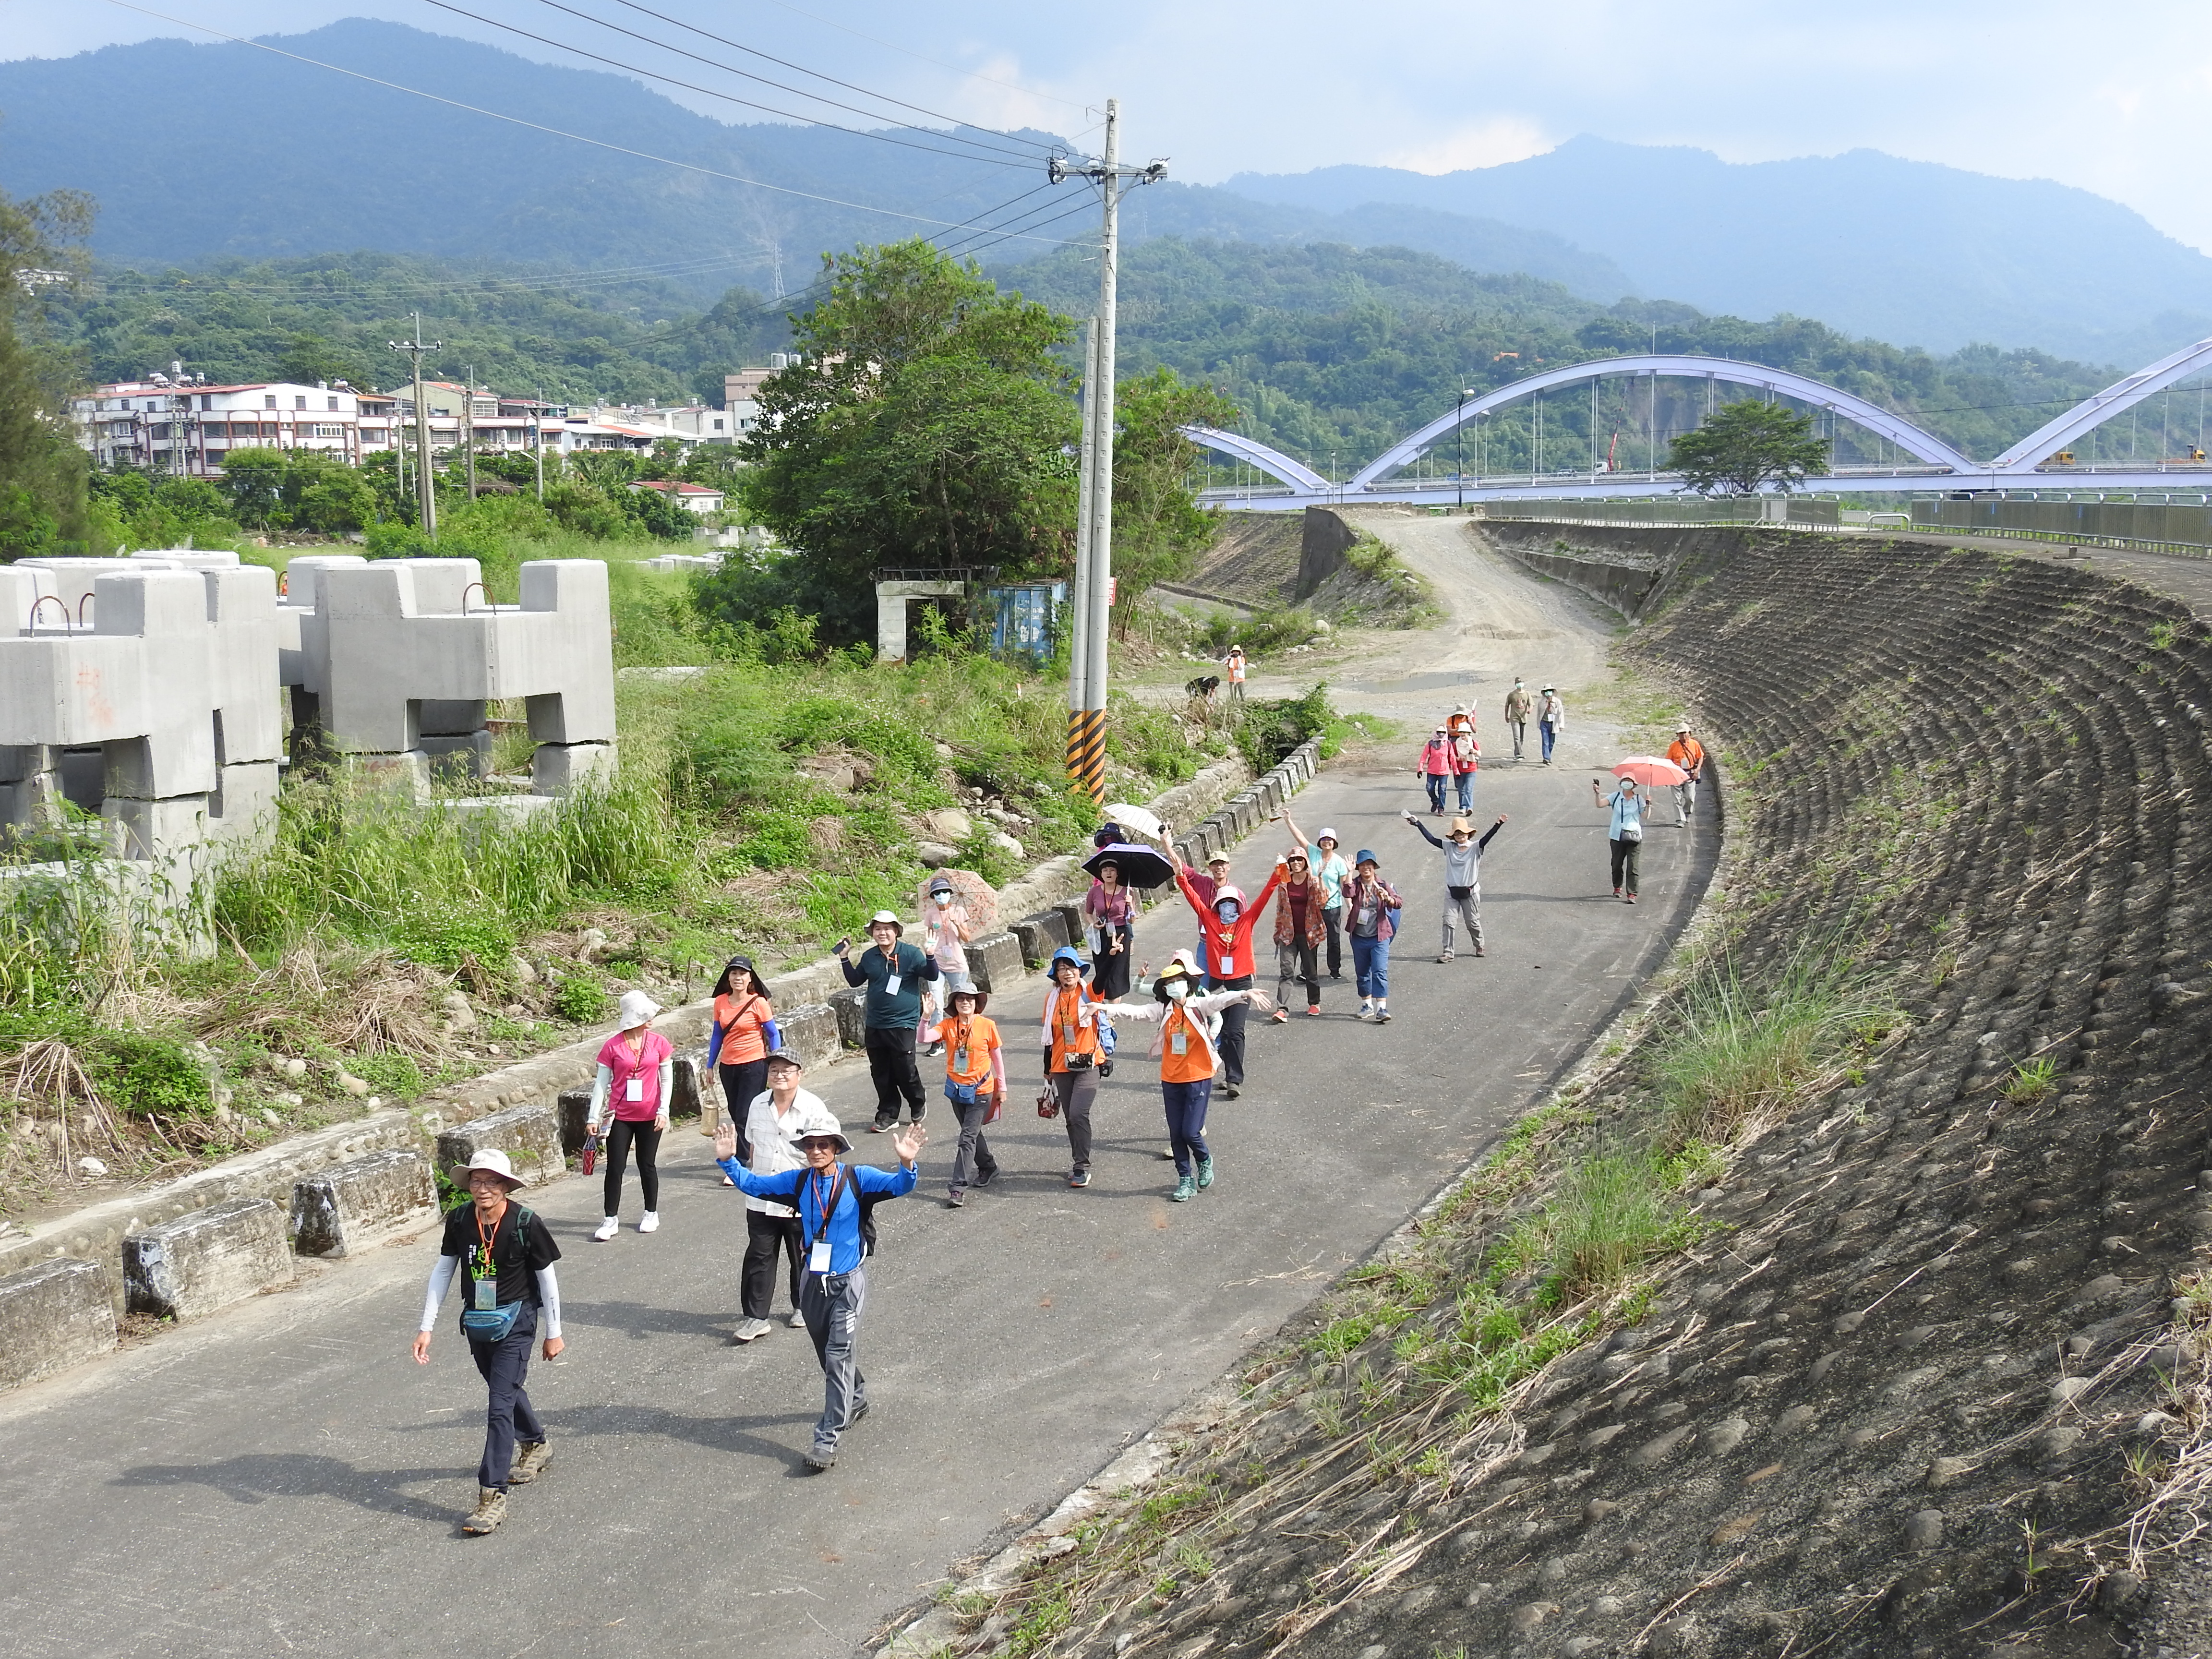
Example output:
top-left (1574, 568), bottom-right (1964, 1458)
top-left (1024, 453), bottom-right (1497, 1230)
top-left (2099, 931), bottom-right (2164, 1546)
top-left (1038, 947), bottom-right (1111, 1188)
top-left (1098, 953), bottom-right (1271, 1202)
top-left (930, 986), bottom-right (1004, 1208)
top-left (708, 956), bottom-right (778, 1174)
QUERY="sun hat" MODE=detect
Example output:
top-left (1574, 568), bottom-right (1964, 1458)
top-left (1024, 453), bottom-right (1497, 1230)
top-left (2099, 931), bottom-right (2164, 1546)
top-left (1540, 685), bottom-right (1556, 693)
top-left (927, 877), bottom-right (955, 896)
top-left (617, 989), bottom-right (661, 1029)
top-left (1449, 817), bottom-right (1476, 837)
top-left (1285, 848), bottom-right (1308, 863)
top-left (1212, 884), bottom-right (1247, 913)
top-left (947, 985), bottom-right (988, 1013)
top-left (1048, 945), bottom-right (1092, 978)
top-left (448, 1148), bottom-right (527, 1190)
top-left (1317, 826), bottom-right (1338, 844)
top-left (764, 1047), bottom-right (803, 1070)
top-left (1676, 722), bottom-right (1692, 733)
top-left (1354, 848), bottom-right (1380, 868)
top-left (1166, 947), bottom-right (1202, 975)
top-left (791, 1104), bottom-right (851, 1154)
top-left (1206, 850), bottom-right (1231, 866)
top-left (866, 909), bottom-right (903, 934)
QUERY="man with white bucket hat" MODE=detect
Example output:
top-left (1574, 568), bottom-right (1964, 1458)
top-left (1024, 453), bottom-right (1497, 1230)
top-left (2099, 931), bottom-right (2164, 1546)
top-left (412, 1148), bottom-right (564, 1535)
top-left (714, 1106), bottom-right (925, 1471)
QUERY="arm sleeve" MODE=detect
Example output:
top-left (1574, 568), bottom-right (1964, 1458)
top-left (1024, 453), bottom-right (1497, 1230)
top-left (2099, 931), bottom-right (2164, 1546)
top-left (656, 1059), bottom-right (674, 1117)
top-left (1094, 1001), bottom-right (1157, 1023)
top-left (919, 950), bottom-right (940, 983)
top-left (719, 1162), bottom-right (804, 1201)
top-left (840, 956), bottom-right (868, 987)
top-left (534, 1266), bottom-right (562, 1339)
top-left (705, 1019), bottom-right (724, 1069)
top-left (588, 1062), bottom-right (612, 1119)
top-left (760, 1016), bottom-right (781, 1051)
top-left (420, 1254), bottom-right (458, 1333)
top-left (1409, 820), bottom-right (1444, 850)
top-left (1477, 822), bottom-right (1503, 854)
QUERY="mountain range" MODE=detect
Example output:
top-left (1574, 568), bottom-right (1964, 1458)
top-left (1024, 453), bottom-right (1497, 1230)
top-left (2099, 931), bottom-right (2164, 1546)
top-left (1, 20), bottom-right (2209, 363)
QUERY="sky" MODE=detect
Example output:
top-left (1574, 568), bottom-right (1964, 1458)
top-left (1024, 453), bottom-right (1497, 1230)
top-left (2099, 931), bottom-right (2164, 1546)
top-left (10, 0), bottom-right (2212, 252)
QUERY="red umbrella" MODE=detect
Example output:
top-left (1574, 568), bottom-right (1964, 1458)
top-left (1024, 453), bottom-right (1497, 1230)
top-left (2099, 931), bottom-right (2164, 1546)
top-left (916, 868), bottom-right (998, 936)
top-left (1612, 756), bottom-right (1688, 788)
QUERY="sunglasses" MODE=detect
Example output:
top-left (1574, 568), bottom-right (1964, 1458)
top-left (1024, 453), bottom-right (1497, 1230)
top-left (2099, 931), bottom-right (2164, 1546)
top-left (800, 1137), bottom-right (841, 1151)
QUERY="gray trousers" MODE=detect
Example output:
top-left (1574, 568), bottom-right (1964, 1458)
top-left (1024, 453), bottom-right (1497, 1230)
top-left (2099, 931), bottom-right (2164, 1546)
top-left (1047, 1068), bottom-right (1098, 1171)
top-left (799, 1265), bottom-right (867, 1457)
top-left (1442, 890), bottom-right (1483, 953)
top-left (949, 1091), bottom-right (998, 1193)
top-left (1674, 778), bottom-right (1698, 822)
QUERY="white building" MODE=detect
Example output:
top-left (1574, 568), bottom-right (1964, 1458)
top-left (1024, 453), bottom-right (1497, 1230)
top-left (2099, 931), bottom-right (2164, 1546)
top-left (630, 479), bottom-right (725, 514)
top-left (72, 380), bottom-right (365, 475)
top-left (358, 383), bottom-right (563, 458)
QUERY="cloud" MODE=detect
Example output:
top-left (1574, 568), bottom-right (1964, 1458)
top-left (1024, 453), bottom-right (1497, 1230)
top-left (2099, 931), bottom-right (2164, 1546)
top-left (1383, 117), bottom-right (1552, 177)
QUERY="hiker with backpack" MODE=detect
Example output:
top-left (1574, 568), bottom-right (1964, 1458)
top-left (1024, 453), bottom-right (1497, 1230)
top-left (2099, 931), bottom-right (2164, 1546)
top-left (1402, 811), bottom-right (1507, 962)
top-left (931, 985), bottom-right (1005, 1207)
top-left (588, 991), bottom-right (675, 1241)
top-left (729, 1048), bottom-right (815, 1343)
top-left (1417, 726), bottom-right (1453, 815)
top-left (1167, 843), bottom-right (1286, 1098)
top-left (1594, 774), bottom-right (1646, 902)
top-left (713, 1111), bottom-right (925, 1472)
top-left (411, 1149), bottom-right (564, 1536)
top-left (837, 911), bottom-right (939, 1133)
top-left (1093, 953), bottom-right (1273, 1202)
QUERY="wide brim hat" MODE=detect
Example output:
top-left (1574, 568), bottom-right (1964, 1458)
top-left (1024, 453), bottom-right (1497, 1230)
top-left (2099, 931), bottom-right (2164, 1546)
top-left (448, 1148), bottom-right (527, 1190)
top-left (1048, 945), bottom-right (1092, 978)
top-left (617, 989), bottom-right (661, 1029)
top-left (792, 1105), bottom-right (852, 1154)
top-left (1354, 848), bottom-right (1380, 868)
top-left (945, 984), bottom-right (988, 1013)
top-left (1449, 817), bottom-right (1476, 836)
top-left (867, 910), bottom-right (903, 934)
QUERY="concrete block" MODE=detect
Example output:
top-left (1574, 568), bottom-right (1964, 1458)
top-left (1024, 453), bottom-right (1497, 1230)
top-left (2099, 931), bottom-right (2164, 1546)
top-left (556, 1088), bottom-right (591, 1154)
top-left (1012, 909), bottom-right (1070, 967)
top-left (101, 793), bottom-right (209, 864)
top-left (531, 740), bottom-right (618, 796)
top-left (422, 729), bottom-right (493, 781)
top-left (289, 1150), bottom-right (435, 1258)
top-left (350, 750), bottom-right (431, 801)
top-left (207, 758), bottom-right (279, 851)
top-left (0, 1258), bottom-right (116, 1391)
top-left (1053, 899), bottom-right (1090, 954)
top-left (830, 986), bottom-right (868, 1048)
top-left (670, 1048), bottom-right (706, 1119)
top-left (967, 930), bottom-right (1023, 994)
top-left (776, 1002), bottom-right (841, 1070)
top-left (123, 1198), bottom-right (294, 1321)
top-left (436, 1102), bottom-right (564, 1188)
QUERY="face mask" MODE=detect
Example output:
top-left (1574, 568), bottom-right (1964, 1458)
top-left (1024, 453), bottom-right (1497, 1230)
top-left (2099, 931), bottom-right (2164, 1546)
top-left (933, 893), bottom-right (951, 907)
top-left (1164, 980), bottom-right (1188, 1000)
top-left (1217, 902), bottom-right (1239, 924)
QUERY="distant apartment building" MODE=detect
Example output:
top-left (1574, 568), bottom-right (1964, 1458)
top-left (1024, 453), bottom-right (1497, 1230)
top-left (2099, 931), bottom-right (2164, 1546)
top-left (629, 479), bottom-right (725, 514)
top-left (359, 382), bottom-right (564, 457)
top-left (72, 379), bottom-right (365, 474)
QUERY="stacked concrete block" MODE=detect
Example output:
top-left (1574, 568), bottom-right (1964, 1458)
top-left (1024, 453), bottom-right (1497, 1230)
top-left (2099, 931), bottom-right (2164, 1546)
top-left (0, 559), bottom-right (280, 869)
top-left (775, 1002), bottom-right (841, 1070)
top-left (966, 931), bottom-right (1024, 995)
top-left (280, 556), bottom-right (615, 800)
top-left (123, 1198), bottom-right (295, 1321)
top-left (289, 1150), bottom-right (436, 1258)
top-left (436, 1103), bottom-right (564, 1188)
top-left (0, 1258), bottom-right (116, 1391)
top-left (1053, 898), bottom-right (1089, 954)
top-left (555, 1087), bottom-right (592, 1154)
top-left (829, 986), bottom-right (868, 1048)
top-left (1012, 909), bottom-right (1070, 968)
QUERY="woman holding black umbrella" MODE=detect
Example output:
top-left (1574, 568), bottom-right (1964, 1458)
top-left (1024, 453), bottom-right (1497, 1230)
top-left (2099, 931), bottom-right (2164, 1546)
top-left (1083, 858), bottom-right (1136, 999)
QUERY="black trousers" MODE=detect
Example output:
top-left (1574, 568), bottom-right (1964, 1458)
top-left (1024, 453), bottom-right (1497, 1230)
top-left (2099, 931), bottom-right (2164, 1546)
top-left (1609, 836), bottom-right (1641, 897)
top-left (602, 1119), bottom-right (661, 1214)
top-left (1322, 907), bottom-right (1343, 977)
top-left (865, 1026), bottom-right (926, 1125)
top-left (468, 1301), bottom-right (541, 1491)
top-left (742, 1207), bottom-right (803, 1319)
top-left (1214, 974), bottom-right (1251, 1085)
top-left (719, 1059), bottom-right (767, 1152)
top-left (1276, 940), bottom-right (1320, 1008)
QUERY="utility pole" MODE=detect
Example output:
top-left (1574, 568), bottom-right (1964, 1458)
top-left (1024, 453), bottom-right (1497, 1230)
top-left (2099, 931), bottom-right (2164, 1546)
top-left (533, 385), bottom-right (546, 503)
top-left (1055, 100), bottom-right (1165, 805)
top-left (464, 361), bottom-right (477, 501)
top-left (388, 313), bottom-right (441, 538)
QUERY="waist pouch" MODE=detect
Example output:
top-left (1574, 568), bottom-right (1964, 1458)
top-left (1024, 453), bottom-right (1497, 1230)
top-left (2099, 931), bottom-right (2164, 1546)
top-left (1060, 1050), bottom-right (1094, 1072)
top-left (944, 1078), bottom-right (981, 1106)
top-left (460, 1300), bottom-right (525, 1344)
top-left (1448, 885), bottom-right (1474, 901)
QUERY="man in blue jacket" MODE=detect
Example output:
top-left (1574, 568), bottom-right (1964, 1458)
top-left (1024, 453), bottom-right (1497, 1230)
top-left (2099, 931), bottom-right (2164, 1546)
top-left (838, 910), bottom-right (940, 1133)
top-left (714, 1107), bottom-right (923, 1471)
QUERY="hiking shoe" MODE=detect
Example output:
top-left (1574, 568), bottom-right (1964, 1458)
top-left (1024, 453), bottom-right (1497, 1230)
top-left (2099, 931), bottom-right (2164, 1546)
top-left (786, 1309), bottom-right (806, 1328)
top-left (591, 1216), bottom-right (619, 1242)
top-left (1473, 946), bottom-right (1486, 959)
top-left (509, 1441), bottom-right (553, 1484)
top-left (1220, 1085), bottom-right (1240, 1100)
top-left (1269, 1008), bottom-right (1289, 1023)
top-left (462, 1488), bottom-right (508, 1535)
top-left (803, 1449), bottom-right (838, 1473)
top-left (1196, 1157), bottom-right (1215, 1190)
top-left (1306, 1005), bottom-right (1322, 1017)
top-left (1170, 1176), bottom-right (1197, 1203)
top-left (637, 1211), bottom-right (659, 1233)
top-left (1376, 1009), bottom-right (1392, 1023)
top-left (1068, 1169), bottom-right (1092, 1189)
top-left (731, 1317), bottom-right (773, 1343)
top-left (945, 1189), bottom-right (967, 1208)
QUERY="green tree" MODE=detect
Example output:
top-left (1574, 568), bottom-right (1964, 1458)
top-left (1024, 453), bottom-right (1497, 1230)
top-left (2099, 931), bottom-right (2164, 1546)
top-left (1108, 367), bottom-right (1239, 623)
top-left (275, 332), bottom-right (371, 391)
top-left (1664, 398), bottom-right (1831, 495)
top-left (727, 240), bottom-right (1077, 643)
top-left (295, 470), bottom-right (376, 533)
top-left (218, 446), bottom-right (289, 527)
top-left (0, 183), bottom-right (94, 558)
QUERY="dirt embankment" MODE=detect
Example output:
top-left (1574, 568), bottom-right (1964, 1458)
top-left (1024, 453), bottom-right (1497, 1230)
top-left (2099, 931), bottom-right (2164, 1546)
top-left (962, 527), bottom-right (2212, 1658)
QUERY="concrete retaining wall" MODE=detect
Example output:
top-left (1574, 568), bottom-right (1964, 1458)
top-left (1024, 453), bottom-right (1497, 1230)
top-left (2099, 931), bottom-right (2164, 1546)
top-left (1012, 909), bottom-right (1070, 967)
top-left (289, 1150), bottom-right (435, 1258)
top-left (0, 1259), bottom-right (115, 1389)
top-left (435, 1103), bottom-right (563, 1188)
top-left (965, 931), bottom-right (1024, 994)
top-left (123, 1198), bottom-right (294, 1321)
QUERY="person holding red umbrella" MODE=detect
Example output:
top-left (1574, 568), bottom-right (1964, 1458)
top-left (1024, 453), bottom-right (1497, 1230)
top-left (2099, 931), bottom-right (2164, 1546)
top-left (1167, 843), bottom-right (1286, 1098)
top-left (1594, 773), bottom-right (1648, 902)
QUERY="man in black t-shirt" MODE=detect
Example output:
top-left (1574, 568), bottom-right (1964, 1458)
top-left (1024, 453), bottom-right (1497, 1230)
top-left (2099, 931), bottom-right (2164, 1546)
top-left (414, 1149), bottom-right (564, 1535)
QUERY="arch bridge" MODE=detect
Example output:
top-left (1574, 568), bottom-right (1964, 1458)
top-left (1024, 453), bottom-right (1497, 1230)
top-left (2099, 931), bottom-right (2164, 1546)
top-left (1182, 343), bottom-right (2212, 510)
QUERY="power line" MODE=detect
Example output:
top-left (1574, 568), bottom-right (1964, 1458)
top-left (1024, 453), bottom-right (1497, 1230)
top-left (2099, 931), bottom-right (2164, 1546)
top-left (939, 192), bottom-right (1101, 264)
top-left (586, 0), bottom-right (1057, 153)
top-left (421, 0), bottom-right (1037, 168)
top-left (100, 1), bottom-right (1087, 242)
top-left (927, 180), bottom-right (1072, 259)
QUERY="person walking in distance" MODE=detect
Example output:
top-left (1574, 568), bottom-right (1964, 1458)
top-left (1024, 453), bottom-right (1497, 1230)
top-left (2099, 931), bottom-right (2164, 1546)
top-left (1341, 850), bottom-right (1403, 1022)
top-left (932, 986), bottom-right (1004, 1207)
top-left (1666, 723), bottom-right (1706, 825)
top-left (1094, 953), bottom-right (1271, 1202)
top-left (713, 1111), bottom-right (924, 1472)
top-left (1417, 725), bottom-right (1453, 815)
top-left (1279, 810), bottom-right (1348, 980)
top-left (729, 1048), bottom-right (814, 1343)
top-left (1503, 677), bottom-right (1532, 761)
top-left (1594, 773), bottom-right (1646, 903)
top-left (1039, 948), bottom-right (1110, 1187)
top-left (1225, 643), bottom-right (1247, 719)
top-left (1266, 846), bottom-right (1329, 1021)
top-left (1168, 842), bottom-right (1286, 1098)
top-left (839, 911), bottom-right (939, 1133)
top-left (1402, 811), bottom-right (1506, 962)
top-left (1537, 686), bottom-right (1565, 766)
top-left (1449, 715), bottom-right (1481, 813)
top-left (1083, 858), bottom-right (1137, 1000)
top-left (412, 1149), bottom-right (564, 1535)
top-left (707, 956), bottom-right (777, 1185)
top-left (589, 991), bottom-right (673, 1241)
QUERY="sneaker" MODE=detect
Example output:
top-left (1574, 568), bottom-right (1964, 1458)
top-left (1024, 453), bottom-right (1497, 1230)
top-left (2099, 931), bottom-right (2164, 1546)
top-left (1612, 887), bottom-right (1622, 898)
top-left (1306, 1005), bottom-right (1322, 1017)
top-left (637, 1211), bottom-right (659, 1233)
top-left (909, 1109), bottom-right (927, 1124)
top-left (923, 1042), bottom-right (944, 1058)
top-left (868, 1120), bottom-right (891, 1134)
top-left (945, 1189), bottom-right (967, 1208)
top-left (1376, 1008), bottom-right (1392, 1023)
top-left (803, 1448), bottom-right (838, 1473)
top-left (509, 1440), bottom-right (553, 1484)
top-left (1159, 1145), bottom-right (1178, 1160)
top-left (1069, 1169), bottom-right (1092, 1189)
top-left (730, 1317), bottom-right (773, 1343)
top-left (1473, 946), bottom-right (1486, 959)
top-left (974, 1164), bottom-right (999, 1186)
top-left (1196, 1157), bottom-right (1215, 1190)
top-left (1328, 971), bottom-right (1343, 981)
top-left (721, 1173), bottom-right (735, 1186)
top-left (1439, 950), bottom-right (1454, 964)
top-left (462, 1487), bottom-right (508, 1534)
top-left (786, 1309), bottom-right (806, 1328)
top-left (591, 1216), bottom-right (619, 1242)
top-left (1170, 1176), bottom-right (1197, 1203)
top-left (1220, 1085), bottom-right (1240, 1100)
top-left (1269, 1008), bottom-right (1289, 1023)
top-left (1625, 893), bottom-right (1638, 904)
top-left (1358, 1000), bottom-right (1374, 1020)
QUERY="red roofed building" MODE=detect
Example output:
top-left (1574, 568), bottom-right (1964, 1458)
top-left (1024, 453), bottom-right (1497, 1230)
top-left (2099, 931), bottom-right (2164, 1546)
top-left (628, 479), bottom-right (725, 514)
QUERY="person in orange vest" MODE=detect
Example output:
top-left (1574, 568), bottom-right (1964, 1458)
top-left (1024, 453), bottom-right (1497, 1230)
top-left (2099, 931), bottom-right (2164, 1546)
top-left (1665, 723), bottom-right (1706, 825)
top-left (1097, 952), bottom-right (1272, 1202)
top-left (1038, 947), bottom-right (1112, 1188)
top-left (1168, 844), bottom-right (1286, 1098)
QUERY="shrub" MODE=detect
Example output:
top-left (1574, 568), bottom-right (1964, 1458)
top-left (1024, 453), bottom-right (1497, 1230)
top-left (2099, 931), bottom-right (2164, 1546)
top-left (1238, 681), bottom-right (1334, 769)
top-left (91, 1032), bottom-right (210, 1117)
top-left (553, 972), bottom-right (610, 1023)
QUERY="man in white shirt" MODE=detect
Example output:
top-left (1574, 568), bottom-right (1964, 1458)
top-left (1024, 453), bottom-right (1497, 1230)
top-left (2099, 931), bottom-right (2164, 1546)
top-left (732, 1050), bottom-right (816, 1342)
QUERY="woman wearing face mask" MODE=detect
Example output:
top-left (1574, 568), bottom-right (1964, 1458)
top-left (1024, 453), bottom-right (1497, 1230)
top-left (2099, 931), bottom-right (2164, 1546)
top-left (1083, 859), bottom-right (1136, 1000)
top-left (919, 878), bottom-right (974, 1056)
top-left (1038, 947), bottom-right (1110, 1187)
top-left (1167, 844), bottom-right (1285, 1099)
top-left (1096, 953), bottom-right (1271, 1202)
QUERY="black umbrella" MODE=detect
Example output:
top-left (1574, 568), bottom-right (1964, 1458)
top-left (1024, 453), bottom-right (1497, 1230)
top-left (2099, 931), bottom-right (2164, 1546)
top-left (1083, 842), bottom-right (1173, 890)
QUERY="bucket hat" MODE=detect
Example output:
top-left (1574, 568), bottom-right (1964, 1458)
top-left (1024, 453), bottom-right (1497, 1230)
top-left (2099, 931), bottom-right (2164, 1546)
top-left (1354, 848), bottom-right (1380, 868)
top-left (1316, 826), bottom-right (1339, 844)
top-left (617, 989), bottom-right (661, 1029)
top-left (946, 985), bottom-right (988, 1013)
top-left (791, 1105), bottom-right (852, 1154)
top-left (448, 1148), bottom-right (527, 1190)
top-left (866, 910), bottom-right (903, 935)
top-left (1048, 945), bottom-right (1092, 978)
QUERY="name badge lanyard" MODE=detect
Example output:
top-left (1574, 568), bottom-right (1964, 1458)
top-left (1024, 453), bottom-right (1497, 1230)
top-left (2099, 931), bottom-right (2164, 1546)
top-left (472, 1206), bottom-right (502, 1310)
top-left (804, 1164), bottom-right (846, 1274)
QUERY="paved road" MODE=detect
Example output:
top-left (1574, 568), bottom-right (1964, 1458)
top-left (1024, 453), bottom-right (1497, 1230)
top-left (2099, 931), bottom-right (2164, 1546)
top-left (0, 538), bottom-right (1712, 1659)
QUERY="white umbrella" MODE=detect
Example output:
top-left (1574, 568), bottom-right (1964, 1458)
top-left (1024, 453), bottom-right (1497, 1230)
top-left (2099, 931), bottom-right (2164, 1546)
top-left (1103, 803), bottom-right (1166, 843)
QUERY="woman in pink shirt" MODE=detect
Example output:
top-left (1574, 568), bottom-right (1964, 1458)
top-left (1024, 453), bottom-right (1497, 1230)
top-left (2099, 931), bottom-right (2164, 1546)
top-left (589, 990), bottom-right (675, 1241)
